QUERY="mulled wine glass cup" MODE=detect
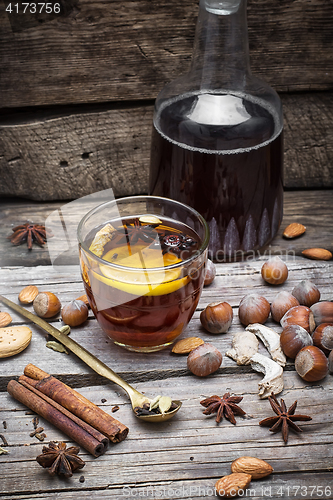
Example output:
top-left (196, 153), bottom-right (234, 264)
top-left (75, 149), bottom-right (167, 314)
top-left (78, 195), bottom-right (209, 352)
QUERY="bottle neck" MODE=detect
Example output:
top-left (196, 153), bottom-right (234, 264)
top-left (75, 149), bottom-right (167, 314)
top-left (190, 0), bottom-right (251, 91)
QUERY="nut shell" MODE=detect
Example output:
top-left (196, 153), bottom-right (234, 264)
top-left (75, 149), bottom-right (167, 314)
top-left (0, 312), bottom-right (12, 328)
top-left (261, 256), bottom-right (288, 285)
top-left (328, 350), bottom-right (333, 374)
top-left (187, 342), bottom-right (222, 377)
top-left (215, 473), bottom-right (251, 498)
top-left (302, 248), bottom-right (332, 261)
top-left (200, 302), bottom-right (233, 333)
top-left (280, 324), bottom-right (313, 359)
top-left (239, 294), bottom-right (270, 326)
top-left (18, 285), bottom-right (39, 304)
top-left (283, 222), bottom-right (306, 239)
top-left (292, 280), bottom-right (321, 307)
top-left (204, 259), bottom-right (216, 286)
top-left (295, 345), bottom-right (329, 382)
top-left (61, 300), bottom-right (89, 327)
top-left (312, 323), bottom-right (333, 355)
top-left (310, 301), bottom-right (333, 326)
top-left (172, 337), bottom-right (204, 354)
top-left (231, 456), bottom-right (273, 479)
top-left (270, 291), bottom-right (299, 323)
top-left (280, 305), bottom-right (316, 334)
top-left (33, 292), bottom-right (61, 318)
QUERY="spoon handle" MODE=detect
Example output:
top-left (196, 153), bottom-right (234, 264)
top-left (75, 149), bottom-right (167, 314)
top-left (0, 294), bottom-right (144, 401)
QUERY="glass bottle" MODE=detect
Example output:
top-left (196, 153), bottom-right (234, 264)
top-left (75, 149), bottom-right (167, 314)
top-left (149, 0), bottom-right (284, 262)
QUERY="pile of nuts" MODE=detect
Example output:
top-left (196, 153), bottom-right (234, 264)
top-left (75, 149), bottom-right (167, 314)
top-left (215, 456), bottom-right (273, 498)
top-left (182, 256), bottom-right (333, 383)
top-left (18, 285), bottom-right (90, 328)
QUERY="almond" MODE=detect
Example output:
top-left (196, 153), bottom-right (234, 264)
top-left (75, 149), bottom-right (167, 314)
top-left (0, 326), bottom-right (32, 358)
top-left (283, 223), bottom-right (306, 239)
top-left (75, 294), bottom-right (90, 308)
top-left (302, 248), bottom-right (332, 261)
top-left (18, 285), bottom-right (39, 304)
top-left (0, 312), bottom-right (12, 328)
top-left (231, 456), bottom-right (273, 479)
top-left (172, 336), bottom-right (204, 354)
top-left (215, 473), bottom-right (251, 498)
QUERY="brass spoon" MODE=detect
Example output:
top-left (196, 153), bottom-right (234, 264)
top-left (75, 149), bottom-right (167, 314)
top-left (0, 295), bottom-right (182, 423)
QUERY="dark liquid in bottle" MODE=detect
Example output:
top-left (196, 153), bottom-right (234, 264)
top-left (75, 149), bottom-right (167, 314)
top-left (149, 91), bottom-right (284, 261)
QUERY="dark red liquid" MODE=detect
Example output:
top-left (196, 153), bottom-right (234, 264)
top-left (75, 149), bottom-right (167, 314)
top-left (149, 92), bottom-right (284, 260)
top-left (80, 217), bottom-right (206, 351)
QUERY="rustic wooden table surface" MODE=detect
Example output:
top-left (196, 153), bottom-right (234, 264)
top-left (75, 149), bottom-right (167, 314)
top-left (0, 191), bottom-right (332, 500)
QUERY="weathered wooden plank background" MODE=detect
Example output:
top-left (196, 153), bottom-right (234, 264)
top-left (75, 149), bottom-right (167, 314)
top-left (0, 0), bottom-right (332, 200)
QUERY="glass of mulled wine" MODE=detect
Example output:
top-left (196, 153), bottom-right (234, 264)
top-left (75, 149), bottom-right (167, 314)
top-left (77, 196), bottom-right (209, 352)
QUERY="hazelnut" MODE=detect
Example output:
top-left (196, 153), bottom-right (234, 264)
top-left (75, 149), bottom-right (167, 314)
top-left (187, 342), bottom-right (222, 377)
top-left (328, 350), bottom-right (333, 374)
top-left (270, 291), bottom-right (299, 323)
top-left (204, 259), bottom-right (216, 286)
top-left (18, 285), bottom-right (39, 304)
top-left (292, 280), bottom-right (321, 307)
top-left (261, 256), bottom-right (288, 285)
top-left (312, 323), bottom-right (333, 355)
top-left (280, 325), bottom-right (313, 359)
top-left (310, 301), bottom-right (333, 326)
top-left (61, 300), bottom-right (89, 327)
top-left (280, 305), bottom-right (316, 334)
top-left (33, 292), bottom-right (61, 318)
top-left (200, 302), bottom-right (233, 333)
top-left (238, 294), bottom-right (270, 326)
top-left (295, 345), bottom-right (329, 382)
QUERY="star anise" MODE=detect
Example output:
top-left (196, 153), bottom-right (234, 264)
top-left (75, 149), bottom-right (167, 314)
top-left (200, 392), bottom-right (246, 424)
top-left (8, 222), bottom-right (52, 250)
top-left (36, 441), bottom-right (85, 478)
top-left (116, 218), bottom-right (159, 246)
top-left (259, 392), bottom-right (312, 444)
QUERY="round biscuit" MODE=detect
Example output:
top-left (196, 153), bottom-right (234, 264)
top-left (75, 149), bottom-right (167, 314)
top-left (0, 326), bottom-right (32, 358)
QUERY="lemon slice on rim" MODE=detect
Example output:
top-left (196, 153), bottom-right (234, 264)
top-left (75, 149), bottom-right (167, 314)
top-left (96, 245), bottom-right (189, 296)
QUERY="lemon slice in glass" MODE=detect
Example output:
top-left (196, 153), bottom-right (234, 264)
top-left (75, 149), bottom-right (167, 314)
top-left (96, 245), bottom-right (188, 296)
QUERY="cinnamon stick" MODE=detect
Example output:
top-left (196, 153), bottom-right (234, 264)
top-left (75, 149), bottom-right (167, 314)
top-left (24, 363), bottom-right (128, 443)
top-left (19, 376), bottom-right (109, 446)
top-left (7, 380), bottom-right (107, 457)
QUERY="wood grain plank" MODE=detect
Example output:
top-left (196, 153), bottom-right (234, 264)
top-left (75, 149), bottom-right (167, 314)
top-left (0, 0), bottom-right (332, 109)
top-left (0, 190), bottom-right (332, 266)
top-left (0, 372), bottom-right (332, 498)
top-left (0, 93), bottom-right (332, 200)
top-left (0, 256), bottom-right (332, 391)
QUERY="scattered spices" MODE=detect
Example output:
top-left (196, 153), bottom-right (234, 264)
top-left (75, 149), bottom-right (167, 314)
top-left (36, 441), bottom-right (85, 478)
top-left (200, 393), bottom-right (246, 424)
top-left (0, 434), bottom-right (8, 446)
top-left (134, 401), bottom-right (178, 417)
top-left (2, 421), bottom-right (7, 429)
top-left (101, 398), bottom-right (107, 403)
top-left (161, 234), bottom-right (196, 255)
top-left (46, 340), bottom-right (69, 354)
top-left (79, 475), bottom-right (85, 483)
top-left (8, 223), bottom-right (52, 250)
top-left (30, 426), bottom-right (44, 437)
top-left (33, 416), bottom-right (39, 429)
top-left (259, 392), bottom-right (312, 444)
top-left (111, 405), bottom-right (120, 413)
top-left (35, 432), bottom-right (47, 441)
top-left (0, 446), bottom-right (9, 455)
top-left (116, 218), bottom-right (159, 246)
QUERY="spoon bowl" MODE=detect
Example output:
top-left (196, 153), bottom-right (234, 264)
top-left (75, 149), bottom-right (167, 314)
top-left (0, 295), bottom-right (182, 423)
